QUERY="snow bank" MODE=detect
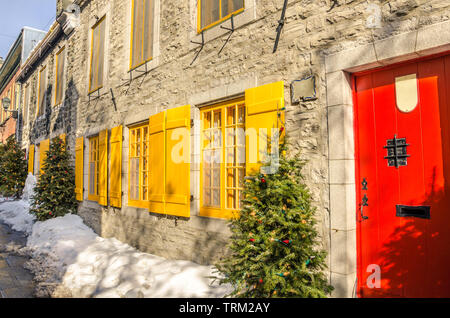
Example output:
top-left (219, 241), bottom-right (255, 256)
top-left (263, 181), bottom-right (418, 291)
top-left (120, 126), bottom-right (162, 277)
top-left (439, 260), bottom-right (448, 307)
top-left (27, 213), bottom-right (231, 298)
top-left (0, 200), bottom-right (35, 234)
top-left (27, 214), bottom-right (98, 271)
top-left (62, 237), bottom-right (231, 298)
top-left (0, 173), bottom-right (37, 234)
top-left (0, 200), bottom-right (232, 298)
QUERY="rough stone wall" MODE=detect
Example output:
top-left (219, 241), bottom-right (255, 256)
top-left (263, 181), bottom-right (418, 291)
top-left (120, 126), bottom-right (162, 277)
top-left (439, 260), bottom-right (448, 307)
top-left (20, 33), bottom-right (78, 156)
top-left (56, 0), bottom-right (74, 18)
top-left (19, 0), bottom-right (450, 293)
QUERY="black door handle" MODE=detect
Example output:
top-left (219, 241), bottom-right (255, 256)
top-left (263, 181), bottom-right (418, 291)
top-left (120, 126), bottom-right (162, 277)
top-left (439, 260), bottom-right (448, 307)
top-left (360, 194), bottom-right (369, 220)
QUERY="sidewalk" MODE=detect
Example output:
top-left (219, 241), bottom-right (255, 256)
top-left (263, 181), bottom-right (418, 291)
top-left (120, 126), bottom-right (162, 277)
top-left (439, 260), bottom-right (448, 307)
top-left (0, 221), bottom-right (34, 298)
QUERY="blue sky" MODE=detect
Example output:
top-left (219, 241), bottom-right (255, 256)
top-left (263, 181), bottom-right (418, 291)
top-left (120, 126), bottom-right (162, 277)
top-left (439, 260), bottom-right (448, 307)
top-left (0, 0), bottom-right (56, 59)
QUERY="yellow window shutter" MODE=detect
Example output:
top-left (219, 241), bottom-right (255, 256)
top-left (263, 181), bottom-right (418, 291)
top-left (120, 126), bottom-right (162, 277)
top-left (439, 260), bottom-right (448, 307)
top-left (109, 125), bottom-right (122, 208)
top-left (148, 111), bottom-right (166, 214)
top-left (165, 105), bottom-right (191, 218)
top-left (40, 139), bottom-right (50, 175)
top-left (28, 145), bottom-right (35, 174)
top-left (98, 129), bottom-right (108, 206)
top-left (245, 81), bottom-right (285, 176)
top-left (75, 137), bottom-right (84, 201)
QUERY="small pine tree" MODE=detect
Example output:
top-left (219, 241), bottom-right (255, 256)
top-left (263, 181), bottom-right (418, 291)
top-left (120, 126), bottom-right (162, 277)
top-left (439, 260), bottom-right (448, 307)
top-left (0, 136), bottom-right (27, 198)
top-left (30, 136), bottom-right (77, 221)
top-left (215, 141), bottom-right (333, 298)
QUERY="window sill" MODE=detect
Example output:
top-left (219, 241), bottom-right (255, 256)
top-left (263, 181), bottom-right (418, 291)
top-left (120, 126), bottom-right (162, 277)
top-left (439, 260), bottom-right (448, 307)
top-left (189, 5), bottom-right (256, 51)
top-left (129, 57), bottom-right (153, 73)
top-left (88, 86), bottom-right (103, 96)
top-left (35, 114), bottom-right (45, 122)
top-left (126, 56), bottom-right (160, 82)
top-left (197, 8), bottom-right (245, 33)
top-left (83, 199), bottom-right (101, 209)
top-left (199, 206), bottom-right (238, 219)
top-left (87, 195), bottom-right (99, 202)
top-left (128, 200), bottom-right (148, 209)
top-left (53, 101), bottom-right (63, 109)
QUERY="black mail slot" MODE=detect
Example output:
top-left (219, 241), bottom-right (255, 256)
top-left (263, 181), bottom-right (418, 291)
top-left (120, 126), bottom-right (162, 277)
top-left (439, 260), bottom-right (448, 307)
top-left (396, 205), bottom-right (430, 219)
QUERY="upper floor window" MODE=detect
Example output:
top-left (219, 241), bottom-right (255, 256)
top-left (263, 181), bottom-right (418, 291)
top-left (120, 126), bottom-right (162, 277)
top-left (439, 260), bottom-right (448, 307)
top-left (13, 84), bottom-right (19, 111)
top-left (55, 46), bottom-right (66, 106)
top-left (199, 0), bottom-right (244, 32)
top-left (89, 16), bottom-right (106, 93)
top-left (7, 88), bottom-right (12, 118)
top-left (37, 65), bottom-right (47, 117)
top-left (23, 84), bottom-right (30, 126)
top-left (130, 0), bottom-right (154, 70)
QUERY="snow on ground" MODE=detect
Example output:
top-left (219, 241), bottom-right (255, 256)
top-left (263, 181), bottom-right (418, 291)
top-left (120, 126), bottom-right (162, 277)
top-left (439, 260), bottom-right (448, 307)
top-left (27, 214), bottom-right (98, 272)
top-left (0, 174), bottom-right (37, 234)
top-left (0, 200), bottom-right (35, 234)
top-left (61, 234), bottom-right (231, 298)
top-left (0, 199), bottom-right (232, 298)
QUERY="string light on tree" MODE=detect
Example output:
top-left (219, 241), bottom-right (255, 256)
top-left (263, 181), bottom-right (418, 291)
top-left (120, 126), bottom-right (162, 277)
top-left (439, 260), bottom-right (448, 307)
top-left (0, 137), bottom-right (27, 198)
top-left (30, 136), bottom-right (77, 221)
top-left (215, 139), bottom-right (333, 297)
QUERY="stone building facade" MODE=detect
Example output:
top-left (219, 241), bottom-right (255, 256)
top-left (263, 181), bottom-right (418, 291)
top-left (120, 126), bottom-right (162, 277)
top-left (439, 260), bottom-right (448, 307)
top-left (17, 0), bottom-right (450, 297)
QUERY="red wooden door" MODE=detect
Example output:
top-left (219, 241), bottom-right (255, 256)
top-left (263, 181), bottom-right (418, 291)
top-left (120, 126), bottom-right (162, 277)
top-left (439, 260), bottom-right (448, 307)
top-left (355, 54), bottom-right (450, 298)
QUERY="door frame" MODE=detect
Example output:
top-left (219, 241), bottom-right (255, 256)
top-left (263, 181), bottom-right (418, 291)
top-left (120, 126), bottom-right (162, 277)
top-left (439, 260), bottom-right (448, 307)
top-left (324, 20), bottom-right (450, 297)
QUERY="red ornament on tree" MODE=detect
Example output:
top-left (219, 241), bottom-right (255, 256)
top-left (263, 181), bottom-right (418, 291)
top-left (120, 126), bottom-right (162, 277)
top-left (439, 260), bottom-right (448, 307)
top-left (249, 238), bottom-right (255, 242)
top-left (283, 240), bottom-right (291, 245)
top-left (261, 178), bottom-right (266, 183)
top-left (259, 278), bottom-right (263, 283)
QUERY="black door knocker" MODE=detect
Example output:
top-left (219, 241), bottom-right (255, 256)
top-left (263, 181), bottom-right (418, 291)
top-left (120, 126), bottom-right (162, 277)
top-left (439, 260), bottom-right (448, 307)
top-left (384, 134), bottom-right (410, 168)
